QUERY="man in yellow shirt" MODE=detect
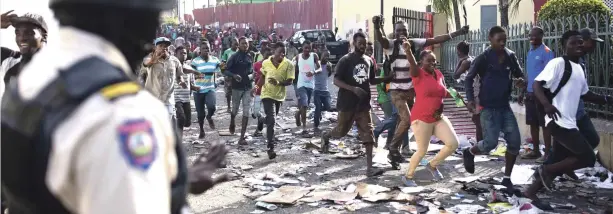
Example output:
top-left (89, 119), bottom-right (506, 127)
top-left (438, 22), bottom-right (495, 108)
top-left (256, 42), bottom-right (295, 159)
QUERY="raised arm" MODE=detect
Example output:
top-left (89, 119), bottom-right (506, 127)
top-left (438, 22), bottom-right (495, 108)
top-left (372, 16), bottom-right (390, 49)
top-left (424, 26), bottom-right (469, 47)
top-left (403, 41), bottom-right (419, 77)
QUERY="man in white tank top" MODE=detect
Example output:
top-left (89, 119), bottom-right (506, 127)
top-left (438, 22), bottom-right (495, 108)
top-left (294, 41), bottom-right (321, 134)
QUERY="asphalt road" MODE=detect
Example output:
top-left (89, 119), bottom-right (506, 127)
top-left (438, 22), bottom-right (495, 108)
top-left (182, 78), bottom-right (613, 214)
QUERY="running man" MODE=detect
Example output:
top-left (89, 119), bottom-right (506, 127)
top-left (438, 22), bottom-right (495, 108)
top-left (192, 41), bottom-right (221, 139)
top-left (320, 32), bottom-right (393, 177)
top-left (257, 42), bottom-right (295, 159)
top-left (221, 38), bottom-right (239, 113)
top-left (224, 37), bottom-right (254, 145)
top-left (294, 41), bottom-right (321, 135)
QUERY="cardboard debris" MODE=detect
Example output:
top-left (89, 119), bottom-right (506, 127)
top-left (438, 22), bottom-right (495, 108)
top-left (244, 191), bottom-right (269, 200)
top-left (218, 129), bottom-right (235, 136)
top-left (299, 190), bottom-right (358, 203)
top-left (501, 165), bottom-right (536, 185)
top-left (256, 186), bottom-right (312, 204)
top-left (447, 204), bottom-right (486, 213)
top-left (390, 202), bottom-right (430, 213)
top-left (435, 188), bottom-right (452, 194)
top-left (239, 165), bottom-right (254, 170)
top-left (362, 191), bottom-right (418, 202)
top-left (334, 153), bottom-right (360, 159)
top-left (401, 186), bottom-right (427, 194)
top-left (356, 183), bottom-right (391, 198)
top-left (453, 176), bottom-right (481, 183)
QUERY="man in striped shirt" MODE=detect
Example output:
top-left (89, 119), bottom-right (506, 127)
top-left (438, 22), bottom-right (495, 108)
top-left (174, 46), bottom-right (198, 137)
top-left (372, 15), bottom-right (468, 168)
top-left (192, 41), bottom-right (221, 139)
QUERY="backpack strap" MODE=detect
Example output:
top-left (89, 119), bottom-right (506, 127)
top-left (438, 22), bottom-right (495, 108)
top-left (551, 56), bottom-right (573, 98)
top-left (1, 57), bottom-right (188, 213)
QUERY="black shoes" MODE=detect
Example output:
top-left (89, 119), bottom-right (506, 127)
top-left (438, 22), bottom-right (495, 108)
top-left (198, 129), bottom-right (205, 139)
top-left (388, 151), bottom-right (403, 170)
top-left (462, 148), bottom-right (475, 174)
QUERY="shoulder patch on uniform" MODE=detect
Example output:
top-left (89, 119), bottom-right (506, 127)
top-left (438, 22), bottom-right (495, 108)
top-left (118, 119), bottom-right (157, 170)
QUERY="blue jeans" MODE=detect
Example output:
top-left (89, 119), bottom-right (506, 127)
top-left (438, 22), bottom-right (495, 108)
top-left (296, 87), bottom-right (313, 107)
top-left (374, 92), bottom-right (409, 148)
top-left (476, 107), bottom-right (521, 155)
top-left (194, 91), bottom-right (216, 122)
top-left (313, 90), bottom-right (331, 127)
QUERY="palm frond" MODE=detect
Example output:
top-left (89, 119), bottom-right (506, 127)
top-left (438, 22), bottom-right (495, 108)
top-left (509, 0), bottom-right (532, 17)
top-left (430, 0), bottom-right (454, 17)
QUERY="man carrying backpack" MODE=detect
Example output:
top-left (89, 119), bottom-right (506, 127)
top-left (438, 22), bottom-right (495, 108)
top-left (522, 30), bottom-right (612, 210)
top-left (463, 26), bottom-right (526, 191)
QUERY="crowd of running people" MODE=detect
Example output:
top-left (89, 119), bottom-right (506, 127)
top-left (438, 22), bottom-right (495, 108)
top-left (1, 2), bottom-right (611, 212)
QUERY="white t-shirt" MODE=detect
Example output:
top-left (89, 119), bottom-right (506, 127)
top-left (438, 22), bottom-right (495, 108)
top-left (534, 57), bottom-right (588, 129)
top-left (383, 38), bottom-right (426, 90)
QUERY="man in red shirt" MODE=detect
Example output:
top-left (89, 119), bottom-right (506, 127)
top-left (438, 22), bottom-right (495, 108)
top-left (252, 46), bottom-right (272, 136)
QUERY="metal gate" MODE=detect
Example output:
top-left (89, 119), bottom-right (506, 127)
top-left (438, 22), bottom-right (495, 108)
top-left (392, 7), bottom-right (434, 39)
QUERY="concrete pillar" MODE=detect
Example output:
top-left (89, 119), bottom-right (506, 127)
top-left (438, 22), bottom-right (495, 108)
top-left (431, 12), bottom-right (449, 60)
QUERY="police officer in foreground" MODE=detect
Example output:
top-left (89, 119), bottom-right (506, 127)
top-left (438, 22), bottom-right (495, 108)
top-left (1, 0), bottom-right (228, 213)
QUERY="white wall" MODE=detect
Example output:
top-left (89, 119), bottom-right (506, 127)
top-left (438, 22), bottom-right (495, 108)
top-left (448, 0), bottom-right (535, 31)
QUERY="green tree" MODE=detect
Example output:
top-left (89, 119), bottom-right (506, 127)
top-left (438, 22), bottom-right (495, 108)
top-left (163, 16), bottom-right (180, 25)
top-left (538, 0), bottom-right (611, 21)
top-left (431, 0), bottom-right (465, 31)
top-left (434, 0), bottom-right (525, 29)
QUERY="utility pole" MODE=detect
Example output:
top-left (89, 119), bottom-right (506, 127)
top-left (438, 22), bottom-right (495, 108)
top-left (177, 0), bottom-right (181, 17)
top-left (182, 0), bottom-right (186, 23)
top-left (380, 0), bottom-right (383, 15)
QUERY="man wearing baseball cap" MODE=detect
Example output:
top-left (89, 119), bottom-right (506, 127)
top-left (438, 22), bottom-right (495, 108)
top-left (0, 11), bottom-right (48, 96)
top-left (141, 37), bottom-right (187, 121)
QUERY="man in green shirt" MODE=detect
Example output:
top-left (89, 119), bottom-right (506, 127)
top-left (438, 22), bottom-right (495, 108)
top-left (221, 38), bottom-right (238, 113)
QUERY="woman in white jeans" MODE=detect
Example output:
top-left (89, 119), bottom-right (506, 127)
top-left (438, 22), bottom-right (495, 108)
top-left (401, 41), bottom-right (459, 187)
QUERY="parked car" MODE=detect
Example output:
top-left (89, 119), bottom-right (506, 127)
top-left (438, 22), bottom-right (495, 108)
top-left (290, 29), bottom-right (349, 64)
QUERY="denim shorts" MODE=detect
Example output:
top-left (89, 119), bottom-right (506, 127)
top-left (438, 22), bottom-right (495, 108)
top-left (231, 89), bottom-right (252, 116)
top-left (252, 95), bottom-right (263, 118)
top-left (476, 107), bottom-right (521, 155)
top-left (296, 87), bottom-right (313, 107)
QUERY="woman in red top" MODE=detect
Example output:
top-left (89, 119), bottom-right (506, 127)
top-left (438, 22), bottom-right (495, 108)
top-left (401, 42), bottom-right (460, 187)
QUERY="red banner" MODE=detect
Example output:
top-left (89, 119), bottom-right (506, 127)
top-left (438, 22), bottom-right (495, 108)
top-left (193, 0), bottom-right (332, 39)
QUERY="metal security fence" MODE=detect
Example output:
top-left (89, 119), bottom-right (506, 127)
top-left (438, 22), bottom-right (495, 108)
top-left (440, 14), bottom-right (613, 120)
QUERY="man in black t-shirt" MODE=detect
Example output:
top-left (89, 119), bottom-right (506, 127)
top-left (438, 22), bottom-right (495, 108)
top-left (320, 32), bottom-right (393, 177)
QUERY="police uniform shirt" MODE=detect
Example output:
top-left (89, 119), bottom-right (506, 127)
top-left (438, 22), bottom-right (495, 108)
top-left (15, 27), bottom-right (178, 214)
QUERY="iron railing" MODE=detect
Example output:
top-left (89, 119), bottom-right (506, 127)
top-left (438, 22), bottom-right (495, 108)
top-left (440, 13), bottom-right (613, 120)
